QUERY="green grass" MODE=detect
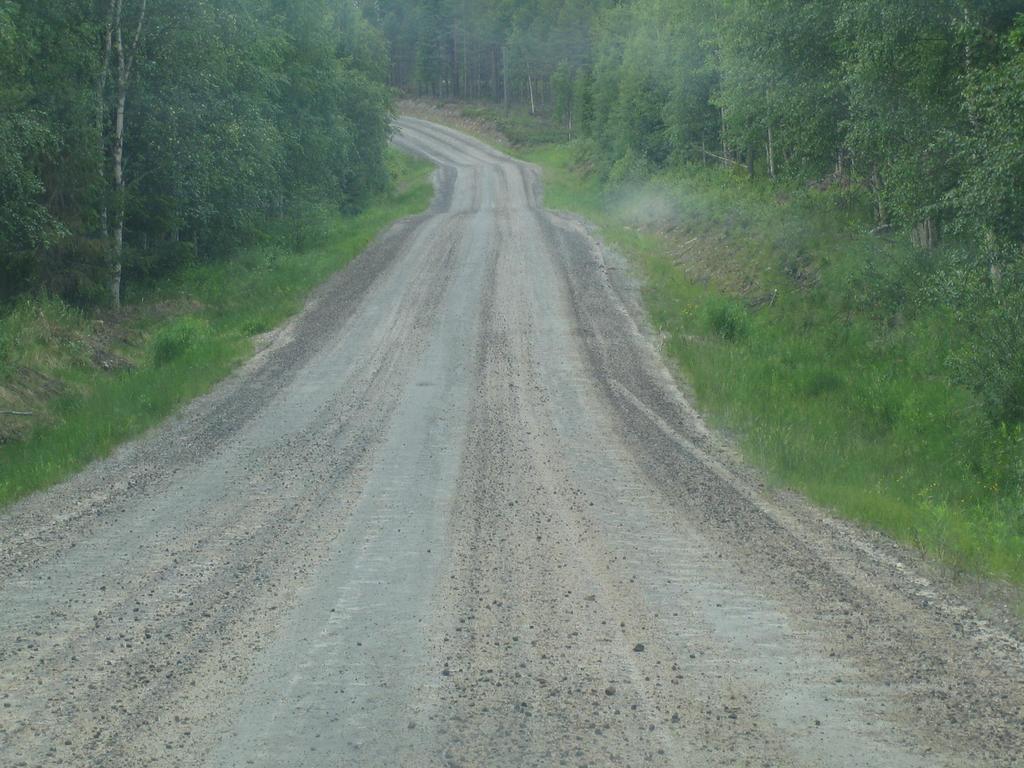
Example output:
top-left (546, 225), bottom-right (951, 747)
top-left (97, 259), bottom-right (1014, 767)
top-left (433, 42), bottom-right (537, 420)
top-left (0, 150), bottom-right (433, 507)
top-left (520, 142), bottom-right (1023, 586)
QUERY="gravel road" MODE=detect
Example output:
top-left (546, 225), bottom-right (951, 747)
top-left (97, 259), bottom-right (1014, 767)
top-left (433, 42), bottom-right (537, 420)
top-left (1, 117), bottom-right (1022, 767)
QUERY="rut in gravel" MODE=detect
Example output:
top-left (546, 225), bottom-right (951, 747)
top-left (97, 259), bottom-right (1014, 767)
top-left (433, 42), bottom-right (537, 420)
top-left (1, 117), bottom-right (1022, 768)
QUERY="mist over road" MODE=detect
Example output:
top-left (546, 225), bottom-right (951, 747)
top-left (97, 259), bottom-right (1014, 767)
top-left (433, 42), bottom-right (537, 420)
top-left (1, 119), bottom-right (1021, 767)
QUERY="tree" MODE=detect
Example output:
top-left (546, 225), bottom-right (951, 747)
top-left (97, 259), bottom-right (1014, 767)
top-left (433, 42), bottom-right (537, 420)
top-left (950, 13), bottom-right (1024, 263)
top-left (0, 2), bottom-right (59, 295)
top-left (2, 0), bottom-right (394, 308)
top-left (551, 59), bottom-right (573, 135)
top-left (100, 0), bottom-right (147, 307)
top-left (716, 0), bottom-right (843, 178)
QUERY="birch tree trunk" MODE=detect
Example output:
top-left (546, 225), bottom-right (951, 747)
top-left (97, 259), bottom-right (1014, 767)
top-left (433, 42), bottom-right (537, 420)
top-left (491, 47), bottom-right (498, 102)
top-left (912, 218), bottom-right (938, 249)
top-left (502, 46), bottom-right (510, 114)
top-left (720, 107), bottom-right (729, 164)
top-left (871, 168), bottom-right (887, 226)
top-left (109, 0), bottom-right (146, 309)
top-left (451, 20), bottom-right (459, 98)
top-left (112, 35), bottom-right (126, 308)
top-left (96, 3), bottom-right (115, 241)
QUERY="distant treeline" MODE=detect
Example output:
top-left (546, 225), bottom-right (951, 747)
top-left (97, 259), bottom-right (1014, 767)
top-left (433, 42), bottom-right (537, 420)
top-left (375, 0), bottom-right (1024, 257)
top-left (1, 0), bottom-right (391, 307)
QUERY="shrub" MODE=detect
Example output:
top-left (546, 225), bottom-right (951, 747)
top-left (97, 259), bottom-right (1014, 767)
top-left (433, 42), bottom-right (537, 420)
top-left (284, 201), bottom-right (336, 251)
top-left (152, 317), bottom-right (208, 367)
top-left (608, 147), bottom-right (654, 187)
top-left (704, 298), bottom-right (751, 342)
top-left (948, 284), bottom-right (1024, 427)
top-left (803, 367), bottom-right (844, 397)
top-left (571, 137), bottom-right (602, 172)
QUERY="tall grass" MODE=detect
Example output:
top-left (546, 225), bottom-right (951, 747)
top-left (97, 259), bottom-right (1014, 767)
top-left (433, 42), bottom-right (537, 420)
top-left (0, 151), bottom-right (433, 507)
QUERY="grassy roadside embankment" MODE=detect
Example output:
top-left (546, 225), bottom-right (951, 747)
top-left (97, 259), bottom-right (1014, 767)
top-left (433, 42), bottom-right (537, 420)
top-left (407, 101), bottom-right (1023, 588)
top-left (0, 150), bottom-right (433, 508)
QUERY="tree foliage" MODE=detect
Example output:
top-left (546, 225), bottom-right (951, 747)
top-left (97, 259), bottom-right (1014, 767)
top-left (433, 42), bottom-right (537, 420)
top-left (375, 0), bottom-right (1024, 426)
top-left (377, 0), bottom-right (1024, 248)
top-left (1, 0), bottom-right (391, 305)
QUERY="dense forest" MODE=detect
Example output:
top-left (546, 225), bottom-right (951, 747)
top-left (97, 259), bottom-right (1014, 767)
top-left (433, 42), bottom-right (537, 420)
top-left (376, 0), bottom-right (1024, 426)
top-left (377, 0), bottom-right (1023, 254)
top-left (6, 0), bottom-right (1021, 316)
top-left (1, 0), bottom-right (392, 307)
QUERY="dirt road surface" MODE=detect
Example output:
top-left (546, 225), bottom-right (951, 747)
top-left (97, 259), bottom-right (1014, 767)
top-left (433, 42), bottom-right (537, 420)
top-left (2, 118), bottom-right (1022, 767)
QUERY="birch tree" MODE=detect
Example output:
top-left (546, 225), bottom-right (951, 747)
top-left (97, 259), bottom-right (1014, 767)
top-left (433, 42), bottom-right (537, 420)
top-left (94, 0), bottom-right (147, 307)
